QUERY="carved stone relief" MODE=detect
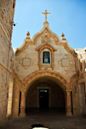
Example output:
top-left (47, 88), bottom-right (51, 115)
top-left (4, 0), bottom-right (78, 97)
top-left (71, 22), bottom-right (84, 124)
top-left (19, 57), bottom-right (31, 69)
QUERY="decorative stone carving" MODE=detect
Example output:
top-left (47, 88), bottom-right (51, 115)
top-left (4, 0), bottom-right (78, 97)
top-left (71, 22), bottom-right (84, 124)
top-left (22, 57), bottom-right (31, 67)
top-left (20, 57), bottom-right (31, 68)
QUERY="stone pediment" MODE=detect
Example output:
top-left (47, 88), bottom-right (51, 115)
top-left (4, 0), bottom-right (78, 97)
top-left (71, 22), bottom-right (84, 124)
top-left (33, 25), bottom-right (60, 46)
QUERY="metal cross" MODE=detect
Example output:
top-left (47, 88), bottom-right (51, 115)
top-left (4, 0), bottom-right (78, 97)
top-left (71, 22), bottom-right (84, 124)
top-left (42, 10), bottom-right (50, 21)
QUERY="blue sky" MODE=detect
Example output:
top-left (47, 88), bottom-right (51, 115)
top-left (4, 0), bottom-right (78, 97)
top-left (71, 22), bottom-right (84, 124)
top-left (12, 0), bottom-right (86, 49)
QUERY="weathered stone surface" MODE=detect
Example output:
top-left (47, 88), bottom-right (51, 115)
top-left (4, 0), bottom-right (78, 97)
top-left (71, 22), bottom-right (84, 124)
top-left (0, 0), bottom-right (15, 119)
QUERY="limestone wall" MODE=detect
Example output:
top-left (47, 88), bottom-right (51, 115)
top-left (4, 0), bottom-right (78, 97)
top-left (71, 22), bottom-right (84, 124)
top-left (15, 43), bottom-right (76, 83)
top-left (0, 0), bottom-right (15, 119)
top-left (54, 45), bottom-right (76, 80)
top-left (15, 45), bottom-right (39, 79)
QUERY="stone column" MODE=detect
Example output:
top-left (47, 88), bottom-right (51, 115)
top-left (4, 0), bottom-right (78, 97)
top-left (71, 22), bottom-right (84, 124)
top-left (66, 90), bottom-right (72, 116)
top-left (20, 92), bottom-right (26, 117)
top-left (78, 83), bottom-right (85, 114)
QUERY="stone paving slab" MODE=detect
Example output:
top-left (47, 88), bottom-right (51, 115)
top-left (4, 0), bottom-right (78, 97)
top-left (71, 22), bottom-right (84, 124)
top-left (0, 113), bottom-right (86, 129)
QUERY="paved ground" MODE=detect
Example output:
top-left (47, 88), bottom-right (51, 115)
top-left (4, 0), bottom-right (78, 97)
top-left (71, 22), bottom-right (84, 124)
top-left (0, 112), bottom-right (86, 129)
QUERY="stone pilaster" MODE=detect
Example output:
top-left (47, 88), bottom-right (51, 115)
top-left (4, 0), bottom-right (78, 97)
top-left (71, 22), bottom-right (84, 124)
top-left (20, 92), bottom-right (26, 117)
top-left (66, 91), bottom-right (72, 116)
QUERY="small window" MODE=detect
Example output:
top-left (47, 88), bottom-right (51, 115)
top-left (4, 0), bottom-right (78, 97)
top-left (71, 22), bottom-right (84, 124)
top-left (43, 51), bottom-right (50, 64)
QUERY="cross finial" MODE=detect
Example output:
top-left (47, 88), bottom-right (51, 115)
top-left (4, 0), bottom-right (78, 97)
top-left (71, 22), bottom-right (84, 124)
top-left (42, 10), bottom-right (50, 22)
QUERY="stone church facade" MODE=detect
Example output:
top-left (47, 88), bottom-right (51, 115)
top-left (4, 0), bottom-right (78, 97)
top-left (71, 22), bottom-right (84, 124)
top-left (0, 1), bottom-right (86, 120)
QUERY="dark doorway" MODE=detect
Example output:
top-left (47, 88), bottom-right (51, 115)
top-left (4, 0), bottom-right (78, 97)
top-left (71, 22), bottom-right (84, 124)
top-left (39, 89), bottom-right (49, 111)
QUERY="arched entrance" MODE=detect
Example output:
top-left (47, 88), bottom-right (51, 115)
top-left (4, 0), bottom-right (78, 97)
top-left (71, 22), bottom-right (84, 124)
top-left (17, 71), bottom-right (72, 117)
top-left (25, 77), bottom-right (66, 115)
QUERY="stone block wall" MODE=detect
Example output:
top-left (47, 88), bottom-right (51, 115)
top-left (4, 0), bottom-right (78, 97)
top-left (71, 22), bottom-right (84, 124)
top-left (0, 0), bottom-right (15, 119)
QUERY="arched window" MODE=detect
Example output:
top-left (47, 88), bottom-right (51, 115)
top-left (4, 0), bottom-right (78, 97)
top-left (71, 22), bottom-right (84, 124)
top-left (43, 51), bottom-right (50, 64)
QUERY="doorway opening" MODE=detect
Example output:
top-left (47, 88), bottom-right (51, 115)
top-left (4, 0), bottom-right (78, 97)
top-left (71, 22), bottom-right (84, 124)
top-left (39, 89), bottom-right (49, 111)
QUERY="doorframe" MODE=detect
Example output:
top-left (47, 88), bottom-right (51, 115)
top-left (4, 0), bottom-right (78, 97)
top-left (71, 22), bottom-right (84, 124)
top-left (37, 87), bottom-right (51, 109)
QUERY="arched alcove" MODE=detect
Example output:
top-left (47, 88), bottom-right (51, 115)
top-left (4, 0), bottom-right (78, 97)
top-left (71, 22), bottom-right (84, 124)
top-left (25, 76), bottom-right (66, 115)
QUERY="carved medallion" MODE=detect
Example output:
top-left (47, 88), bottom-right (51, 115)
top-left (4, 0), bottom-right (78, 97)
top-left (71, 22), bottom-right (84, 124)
top-left (22, 57), bottom-right (31, 67)
top-left (21, 57), bottom-right (31, 68)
